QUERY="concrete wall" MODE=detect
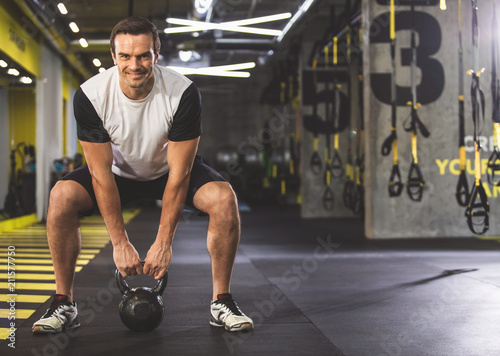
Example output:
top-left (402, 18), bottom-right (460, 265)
top-left (364, 0), bottom-right (500, 237)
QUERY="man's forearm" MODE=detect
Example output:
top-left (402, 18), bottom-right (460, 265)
top-left (92, 172), bottom-right (128, 247)
top-left (156, 174), bottom-right (190, 245)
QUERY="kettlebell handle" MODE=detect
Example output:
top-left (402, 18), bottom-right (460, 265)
top-left (115, 261), bottom-right (168, 296)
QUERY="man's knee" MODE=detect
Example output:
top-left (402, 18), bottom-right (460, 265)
top-left (206, 183), bottom-right (238, 217)
top-left (49, 181), bottom-right (92, 213)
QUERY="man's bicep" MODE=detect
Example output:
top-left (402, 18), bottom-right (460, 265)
top-left (80, 141), bottom-right (113, 174)
top-left (167, 137), bottom-right (200, 177)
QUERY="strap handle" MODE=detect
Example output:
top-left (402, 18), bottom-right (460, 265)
top-left (322, 186), bottom-right (334, 211)
top-left (455, 170), bottom-right (470, 207)
top-left (388, 163), bottom-right (404, 197)
top-left (464, 181), bottom-right (490, 235)
top-left (406, 161), bottom-right (425, 202)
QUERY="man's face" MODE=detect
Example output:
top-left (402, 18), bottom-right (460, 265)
top-left (111, 33), bottom-right (158, 96)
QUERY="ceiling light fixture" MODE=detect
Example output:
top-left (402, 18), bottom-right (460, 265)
top-left (165, 13), bottom-right (291, 36)
top-left (20, 76), bottom-right (32, 84)
top-left (0, 60), bottom-right (7, 68)
top-left (69, 22), bottom-right (79, 33)
top-left (168, 62), bottom-right (256, 78)
top-left (179, 50), bottom-right (193, 62)
top-left (57, 3), bottom-right (68, 15)
top-left (8, 68), bottom-right (20, 76)
top-left (93, 58), bottom-right (102, 67)
top-left (277, 0), bottom-right (316, 42)
top-left (99, 67), bottom-right (106, 73)
top-left (79, 38), bottom-right (88, 48)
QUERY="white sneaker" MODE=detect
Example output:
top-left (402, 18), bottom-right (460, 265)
top-left (32, 295), bottom-right (80, 334)
top-left (210, 293), bottom-right (254, 331)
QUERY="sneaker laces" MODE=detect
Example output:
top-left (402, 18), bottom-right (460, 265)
top-left (215, 294), bottom-right (243, 316)
top-left (42, 295), bottom-right (72, 321)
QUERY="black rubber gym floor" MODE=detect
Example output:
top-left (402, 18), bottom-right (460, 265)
top-left (3, 205), bottom-right (500, 355)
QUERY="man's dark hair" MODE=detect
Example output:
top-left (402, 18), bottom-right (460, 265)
top-left (110, 16), bottom-right (161, 56)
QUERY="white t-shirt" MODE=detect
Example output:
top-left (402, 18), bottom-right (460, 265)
top-left (74, 65), bottom-right (202, 180)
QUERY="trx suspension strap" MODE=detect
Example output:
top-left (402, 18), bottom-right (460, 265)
top-left (323, 46), bottom-right (335, 211)
top-left (488, 0), bottom-right (500, 186)
top-left (331, 37), bottom-right (345, 180)
top-left (352, 21), bottom-right (365, 215)
top-left (310, 57), bottom-right (323, 175)
top-left (456, 0), bottom-right (470, 206)
top-left (465, 0), bottom-right (489, 234)
top-left (343, 28), bottom-right (355, 209)
top-left (404, 0), bottom-right (430, 202)
top-left (381, 0), bottom-right (403, 197)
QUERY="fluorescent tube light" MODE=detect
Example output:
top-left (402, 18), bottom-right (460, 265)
top-left (277, 0), bottom-right (316, 42)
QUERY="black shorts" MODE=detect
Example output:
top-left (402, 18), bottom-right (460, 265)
top-left (60, 155), bottom-right (226, 215)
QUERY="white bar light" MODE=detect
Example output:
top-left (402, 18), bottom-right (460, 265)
top-left (57, 3), bottom-right (68, 15)
top-left (93, 58), bottom-right (101, 67)
top-left (8, 68), bottom-right (19, 76)
top-left (69, 22), bottom-right (79, 33)
top-left (165, 13), bottom-right (291, 36)
top-left (167, 62), bottom-right (255, 78)
top-left (79, 38), bottom-right (88, 48)
top-left (277, 0), bottom-right (316, 42)
top-left (0, 60), bottom-right (7, 68)
top-left (20, 76), bottom-right (32, 84)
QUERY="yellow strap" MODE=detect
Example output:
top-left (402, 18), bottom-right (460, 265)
top-left (459, 95), bottom-right (465, 101)
top-left (281, 179), bottom-right (286, 195)
top-left (494, 122), bottom-right (500, 148)
top-left (475, 142), bottom-right (481, 184)
top-left (289, 75), bottom-right (294, 100)
top-left (412, 131), bottom-right (418, 164)
top-left (273, 164), bottom-right (277, 178)
top-left (459, 146), bottom-right (466, 170)
top-left (333, 37), bottom-right (338, 65)
top-left (346, 163), bottom-right (353, 180)
top-left (325, 147), bottom-right (330, 162)
top-left (313, 137), bottom-right (319, 151)
top-left (440, 0), bottom-right (447, 10)
top-left (334, 133), bottom-right (339, 150)
top-left (390, 0), bottom-right (395, 40)
top-left (326, 171), bottom-right (331, 186)
top-left (392, 138), bottom-right (399, 165)
top-left (355, 166), bottom-right (361, 185)
top-left (324, 46), bottom-right (329, 69)
top-left (289, 158), bottom-right (295, 175)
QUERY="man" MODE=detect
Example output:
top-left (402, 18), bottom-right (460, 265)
top-left (32, 16), bottom-right (253, 334)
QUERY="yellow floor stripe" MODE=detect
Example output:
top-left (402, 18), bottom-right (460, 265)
top-left (0, 243), bottom-right (107, 248)
top-left (0, 309), bottom-right (35, 319)
top-left (1, 273), bottom-right (54, 280)
top-left (13, 253), bottom-right (95, 259)
top-left (0, 265), bottom-right (82, 272)
top-left (0, 282), bottom-right (56, 290)
top-left (3, 248), bottom-right (100, 254)
top-left (0, 294), bottom-right (51, 303)
top-left (0, 258), bottom-right (89, 265)
top-left (0, 328), bottom-right (16, 340)
top-left (0, 214), bottom-right (38, 234)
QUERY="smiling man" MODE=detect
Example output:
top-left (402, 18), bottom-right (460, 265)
top-left (32, 16), bottom-right (253, 334)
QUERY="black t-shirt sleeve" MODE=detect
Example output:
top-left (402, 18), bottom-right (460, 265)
top-left (168, 83), bottom-right (203, 142)
top-left (74, 87), bottom-right (110, 143)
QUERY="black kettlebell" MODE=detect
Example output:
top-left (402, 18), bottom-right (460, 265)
top-left (115, 262), bottom-right (168, 332)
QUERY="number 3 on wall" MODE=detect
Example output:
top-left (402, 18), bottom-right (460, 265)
top-left (369, 11), bottom-right (444, 106)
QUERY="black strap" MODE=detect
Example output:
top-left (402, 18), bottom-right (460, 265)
top-left (464, 182), bottom-right (490, 235)
top-left (406, 161), bottom-right (425, 202)
top-left (487, 148), bottom-right (500, 185)
top-left (343, 180), bottom-right (355, 209)
top-left (388, 163), bottom-right (404, 197)
top-left (310, 148), bottom-right (323, 175)
top-left (322, 186), bottom-right (334, 211)
top-left (455, 170), bottom-right (470, 207)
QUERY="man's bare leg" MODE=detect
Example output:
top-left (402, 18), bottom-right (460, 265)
top-left (193, 181), bottom-right (240, 301)
top-left (46, 180), bottom-right (94, 302)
